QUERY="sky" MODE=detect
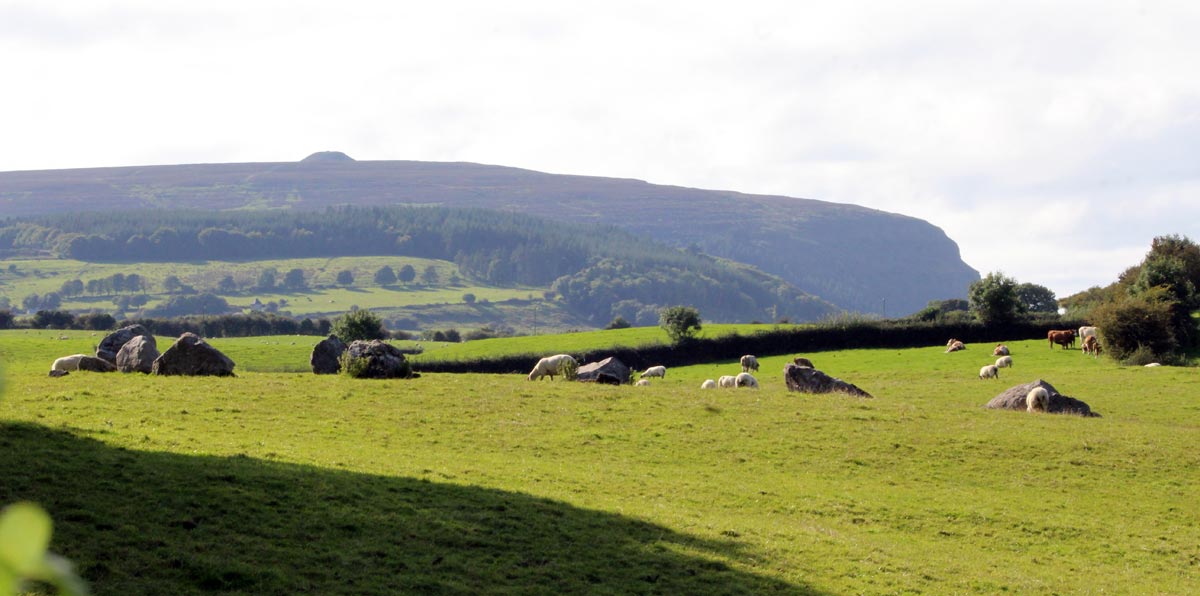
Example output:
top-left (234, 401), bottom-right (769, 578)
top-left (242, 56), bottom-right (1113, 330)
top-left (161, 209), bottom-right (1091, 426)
top-left (2, 0), bottom-right (1198, 298)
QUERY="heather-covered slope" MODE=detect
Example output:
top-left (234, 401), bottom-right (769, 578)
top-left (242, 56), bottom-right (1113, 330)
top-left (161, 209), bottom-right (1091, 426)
top-left (0, 157), bottom-right (979, 314)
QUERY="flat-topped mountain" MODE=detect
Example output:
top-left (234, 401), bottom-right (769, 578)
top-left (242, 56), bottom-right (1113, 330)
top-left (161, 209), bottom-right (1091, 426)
top-left (0, 157), bottom-right (978, 314)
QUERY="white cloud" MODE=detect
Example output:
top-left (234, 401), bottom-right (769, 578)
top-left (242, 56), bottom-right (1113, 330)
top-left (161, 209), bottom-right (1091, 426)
top-left (2, 0), bottom-right (1199, 297)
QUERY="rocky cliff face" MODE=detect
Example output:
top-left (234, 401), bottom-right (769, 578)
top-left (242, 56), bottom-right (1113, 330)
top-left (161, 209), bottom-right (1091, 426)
top-left (0, 158), bottom-right (978, 315)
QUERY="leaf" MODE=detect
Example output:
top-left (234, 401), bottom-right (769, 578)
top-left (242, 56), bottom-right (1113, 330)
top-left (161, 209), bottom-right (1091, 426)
top-left (0, 502), bottom-right (52, 575)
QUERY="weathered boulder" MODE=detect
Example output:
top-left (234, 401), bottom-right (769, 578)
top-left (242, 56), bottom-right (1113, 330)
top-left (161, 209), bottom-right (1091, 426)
top-left (76, 355), bottom-right (117, 373)
top-left (152, 333), bottom-right (236, 377)
top-left (783, 363), bottom-right (872, 397)
top-left (116, 335), bottom-right (159, 374)
top-left (96, 324), bottom-right (151, 364)
top-left (576, 356), bottom-right (631, 385)
top-left (310, 334), bottom-right (348, 374)
top-left (343, 340), bottom-right (412, 379)
top-left (986, 379), bottom-right (1100, 417)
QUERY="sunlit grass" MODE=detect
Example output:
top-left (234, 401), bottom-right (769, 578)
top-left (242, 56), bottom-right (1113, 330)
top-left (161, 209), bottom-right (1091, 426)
top-left (1, 331), bottom-right (1197, 594)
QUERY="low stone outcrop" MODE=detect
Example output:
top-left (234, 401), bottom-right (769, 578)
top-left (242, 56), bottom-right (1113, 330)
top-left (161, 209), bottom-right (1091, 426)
top-left (152, 333), bottom-right (236, 377)
top-left (96, 324), bottom-right (151, 364)
top-left (310, 335), bottom-right (348, 374)
top-left (76, 355), bottom-right (117, 373)
top-left (343, 340), bottom-right (412, 379)
top-left (576, 356), bottom-right (631, 385)
top-left (783, 363), bottom-right (872, 397)
top-left (116, 335), bottom-right (159, 374)
top-left (986, 379), bottom-right (1100, 417)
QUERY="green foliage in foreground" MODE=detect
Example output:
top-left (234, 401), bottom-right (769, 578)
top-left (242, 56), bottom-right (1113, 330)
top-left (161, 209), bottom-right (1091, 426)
top-left (0, 503), bottom-right (87, 596)
top-left (2, 331), bottom-right (1198, 594)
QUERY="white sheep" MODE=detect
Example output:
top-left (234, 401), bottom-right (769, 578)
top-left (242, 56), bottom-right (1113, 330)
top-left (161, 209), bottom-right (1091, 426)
top-left (734, 372), bottom-right (759, 388)
top-left (945, 340), bottom-right (965, 353)
top-left (995, 355), bottom-right (1013, 369)
top-left (978, 364), bottom-right (999, 380)
top-left (527, 354), bottom-right (578, 381)
top-left (640, 365), bottom-right (666, 379)
top-left (993, 344), bottom-right (1010, 356)
top-left (635, 379), bottom-right (650, 386)
top-left (739, 355), bottom-right (759, 372)
top-left (51, 354), bottom-right (88, 372)
top-left (1026, 387), bottom-right (1049, 412)
top-left (700, 379), bottom-right (717, 389)
top-left (718, 375), bottom-right (737, 388)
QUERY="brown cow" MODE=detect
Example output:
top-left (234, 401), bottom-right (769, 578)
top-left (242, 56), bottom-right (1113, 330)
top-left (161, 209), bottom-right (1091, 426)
top-left (1048, 329), bottom-right (1075, 350)
top-left (1082, 335), bottom-right (1102, 358)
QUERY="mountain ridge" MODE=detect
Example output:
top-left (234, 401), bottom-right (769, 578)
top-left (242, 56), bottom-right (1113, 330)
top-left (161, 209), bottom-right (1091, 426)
top-left (0, 157), bottom-right (979, 314)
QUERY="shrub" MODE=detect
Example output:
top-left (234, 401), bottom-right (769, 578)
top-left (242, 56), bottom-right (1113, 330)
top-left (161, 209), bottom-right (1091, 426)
top-left (1089, 286), bottom-right (1178, 362)
top-left (331, 309), bottom-right (387, 342)
top-left (659, 305), bottom-right (702, 343)
top-left (337, 352), bottom-right (371, 378)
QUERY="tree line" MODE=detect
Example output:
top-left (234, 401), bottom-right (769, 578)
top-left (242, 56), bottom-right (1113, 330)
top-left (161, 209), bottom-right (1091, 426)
top-left (1, 205), bottom-right (839, 324)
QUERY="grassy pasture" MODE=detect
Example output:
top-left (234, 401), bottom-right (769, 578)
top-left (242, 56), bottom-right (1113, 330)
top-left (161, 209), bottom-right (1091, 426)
top-left (0, 256), bottom-right (542, 317)
top-left (1, 330), bottom-right (1198, 595)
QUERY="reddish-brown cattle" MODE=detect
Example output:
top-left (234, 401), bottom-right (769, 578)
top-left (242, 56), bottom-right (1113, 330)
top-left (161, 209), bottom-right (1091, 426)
top-left (1048, 329), bottom-right (1075, 350)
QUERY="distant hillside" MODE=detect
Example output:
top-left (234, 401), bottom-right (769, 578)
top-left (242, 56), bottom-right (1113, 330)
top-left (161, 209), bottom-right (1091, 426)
top-left (0, 156), bottom-right (979, 314)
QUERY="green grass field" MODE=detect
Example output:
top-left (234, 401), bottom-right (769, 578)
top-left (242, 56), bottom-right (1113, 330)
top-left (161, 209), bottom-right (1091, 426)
top-left (2, 329), bottom-right (1198, 594)
top-left (0, 256), bottom-right (545, 317)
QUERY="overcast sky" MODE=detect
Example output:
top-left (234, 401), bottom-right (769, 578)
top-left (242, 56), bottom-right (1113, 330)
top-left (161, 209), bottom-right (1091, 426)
top-left (3, 1), bottom-right (1198, 298)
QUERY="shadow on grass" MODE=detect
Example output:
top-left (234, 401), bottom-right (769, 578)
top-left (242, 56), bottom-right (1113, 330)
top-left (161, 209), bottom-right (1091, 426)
top-left (0, 423), bottom-right (823, 595)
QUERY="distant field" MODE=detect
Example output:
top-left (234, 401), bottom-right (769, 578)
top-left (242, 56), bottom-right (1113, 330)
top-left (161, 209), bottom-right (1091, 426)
top-left (2, 329), bottom-right (1197, 594)
top-left (0, 256), bottom-right (566, 329)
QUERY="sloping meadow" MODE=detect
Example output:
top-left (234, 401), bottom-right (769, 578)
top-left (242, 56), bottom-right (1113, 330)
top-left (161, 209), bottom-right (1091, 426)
top-left (1, 330), bottom-right (1198, 594)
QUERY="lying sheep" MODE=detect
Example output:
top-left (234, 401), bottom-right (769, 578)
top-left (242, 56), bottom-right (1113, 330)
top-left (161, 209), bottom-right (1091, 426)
top-left (735, 372), bottom-right (759, 389)
top-left (993, 344), bottom-right (1010, 356)
top-left (979, 364), bottom-right (999, 379)
top-left (527, 354), bottom-right (578, 381)
top-left (995, 355), bottom-right (1013, 369)
top-left (1026, 387), bottom-right (1049, 412)
top-left (635, 379), bottom-right (650, 387)
top-left (739, 355), bottom-right (759, 372)
top-left (640, 365), bottom-right (666, 379)
top-left (700, 379), bottom-right (717, 389)
top-left (718, 375), bottom-right (737, 388)
top-left (946, 340), bottom-right (966, 353)
top-left (51, 354), bottom-right (88, 372)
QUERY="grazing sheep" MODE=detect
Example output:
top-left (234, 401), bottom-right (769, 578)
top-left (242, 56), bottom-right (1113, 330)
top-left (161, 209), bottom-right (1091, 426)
top-left (946, 340), bottom-right (966, 353)
top-left (739, 355), bottom-right (759, 373)
top-left (527, 354), bottom-right (579, 381)
top-left (718, 375), bottom-right (737, 388)
top-left (995, 355), bottom-right (1013, 369)
top-left (635, 379), bottom-right (650, 386)
top-left (978, 364), bottom-right (999, 380)
top-left (993, 344), bottom-right (1010, 356)
top-left (51, 354), bottom-right (88, 372)
top-left (793, 356), bottom-right (815, 368)
top-left (640, 365), bottom-right (666, 379)
top-left (1026, 387), bottom-right (1049, 412)
top-left (1145, 362), bottom-right (1162, 367)
top-left (734, 372), bottom-right (759, 388)
top-left (700, 379), bottom-right (717, 389)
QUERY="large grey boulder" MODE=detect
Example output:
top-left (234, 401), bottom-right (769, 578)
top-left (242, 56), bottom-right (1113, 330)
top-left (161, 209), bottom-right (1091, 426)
top-left (152, 333), bottom-right (236, 377)
top-left (116, 335), bottom-right (159, 374)
top-left (310, 335), bottom-right (348, 374)
top-left (986, 379), bottom-right (1100, 417)
top-left (96, 324), bottom-right (151, 364)
top-left (576, 356), bottom-right (630, 385)
top-left (343, 340), bottom-right (412, 379)
top-left (783, 363), bottom-right (872, 397)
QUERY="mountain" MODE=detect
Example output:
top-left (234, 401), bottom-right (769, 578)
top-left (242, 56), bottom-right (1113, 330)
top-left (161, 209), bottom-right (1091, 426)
top-left (0, 154), bottom-right (979, 314)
